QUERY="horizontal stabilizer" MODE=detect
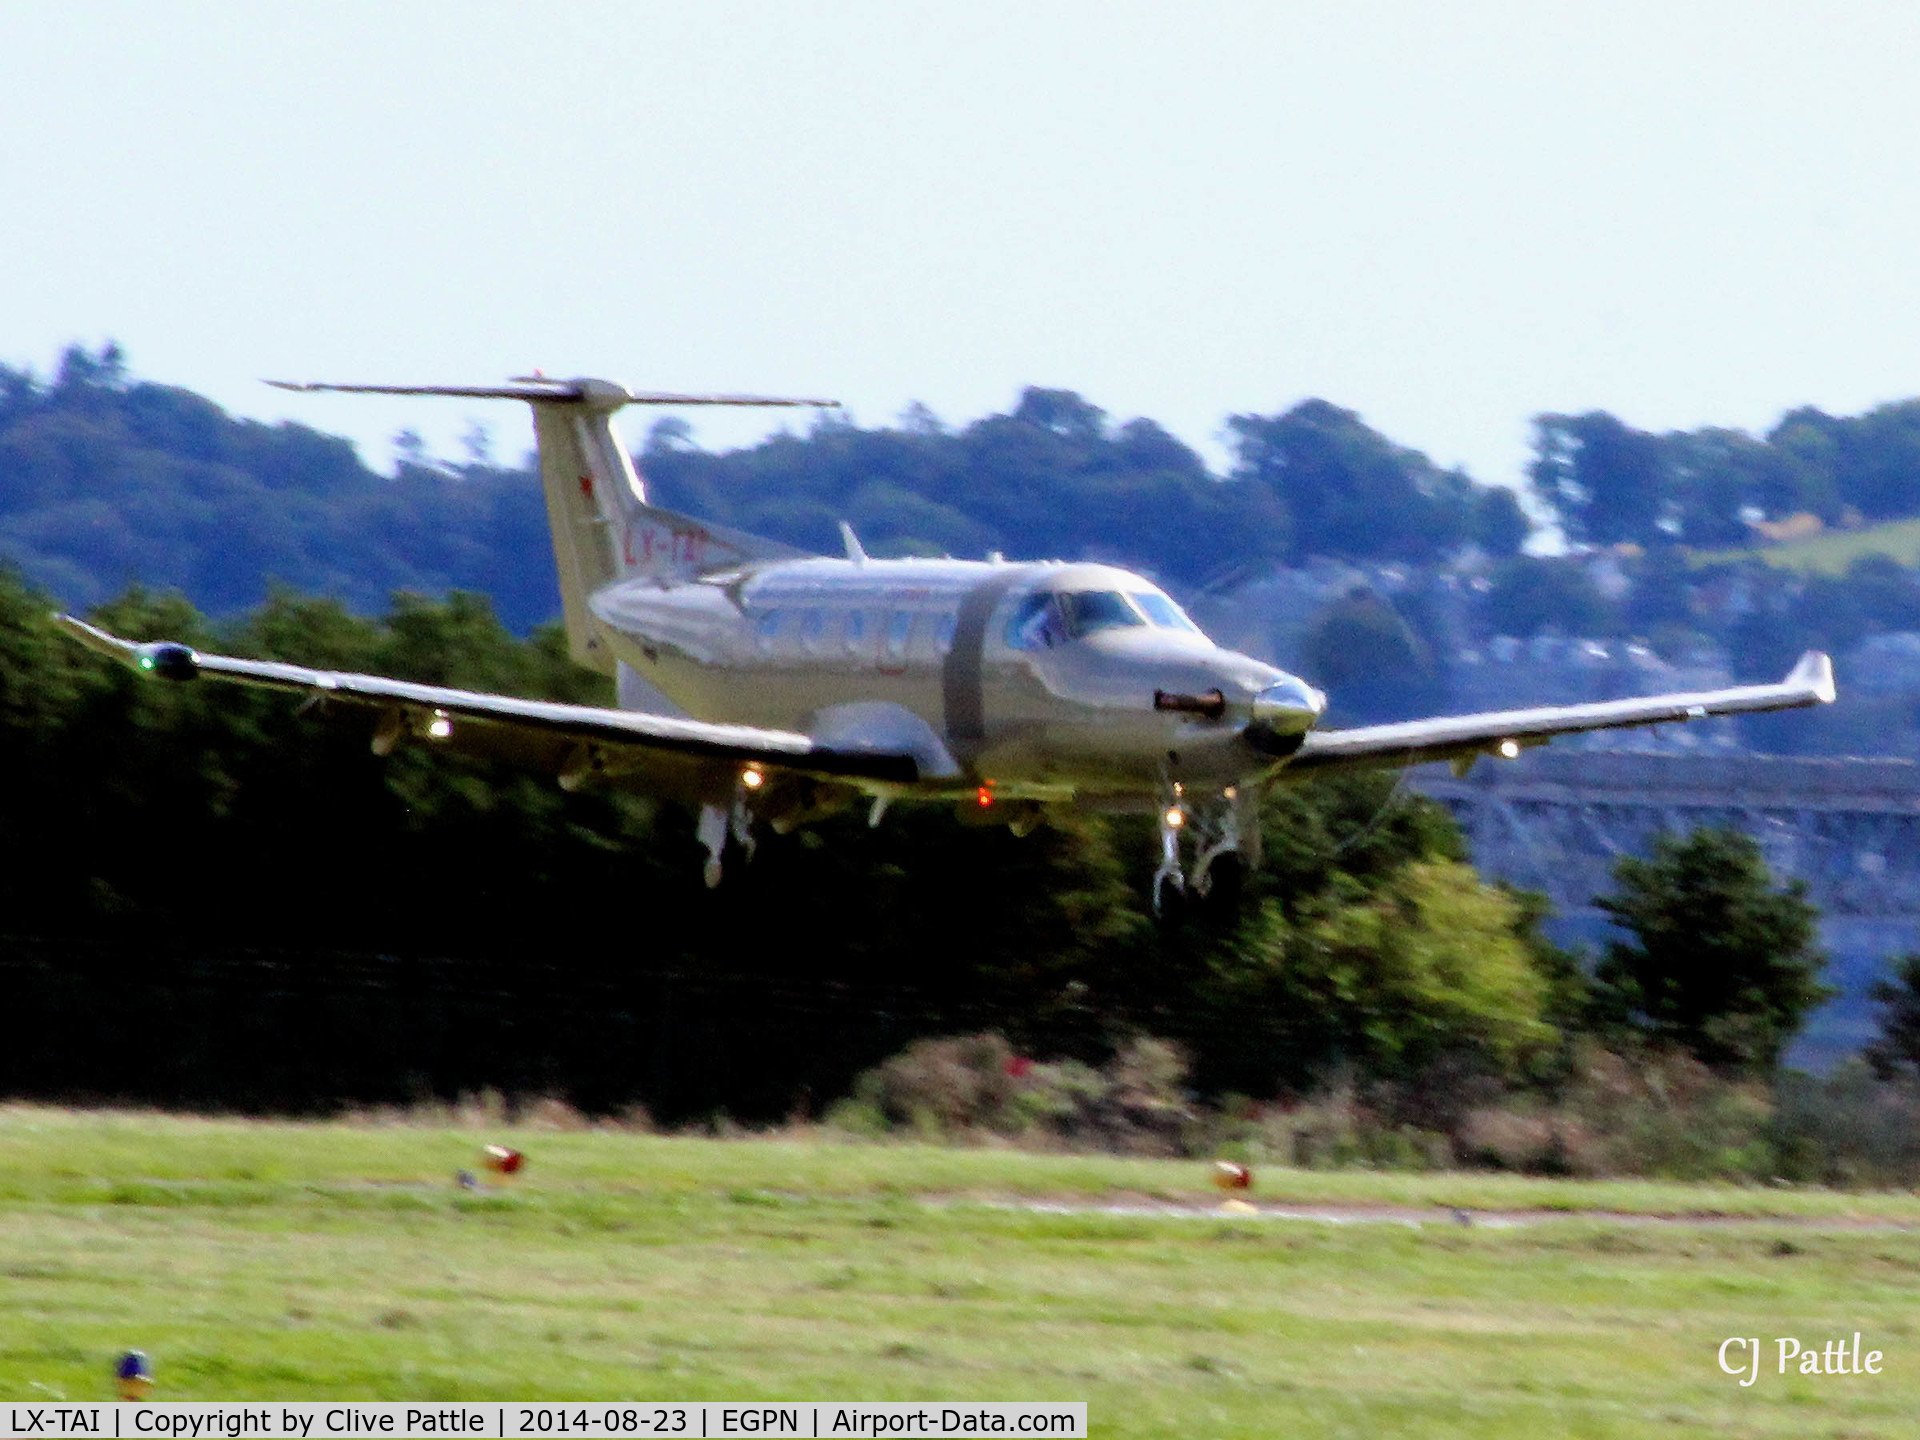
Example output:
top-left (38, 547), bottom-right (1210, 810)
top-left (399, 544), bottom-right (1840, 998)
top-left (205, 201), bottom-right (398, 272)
top-left (265, 379), bottom-right (839, 408)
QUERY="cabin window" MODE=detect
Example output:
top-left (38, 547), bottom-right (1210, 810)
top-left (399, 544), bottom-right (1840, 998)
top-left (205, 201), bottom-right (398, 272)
top-left (935, 612), bottom-right (958, 653)
top-left (755, 609), bottom-right (782, 650)
top-left (844, 610), bottom-right (868, 652)
top-left (800, 608), bottom-right (828, 651)
top-left (884, 610), bottom-right (914, 661)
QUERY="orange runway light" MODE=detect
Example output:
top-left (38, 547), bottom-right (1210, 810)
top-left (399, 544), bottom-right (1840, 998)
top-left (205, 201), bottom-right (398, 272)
top-left (1212, 1160), bottom-right (1252, 1191)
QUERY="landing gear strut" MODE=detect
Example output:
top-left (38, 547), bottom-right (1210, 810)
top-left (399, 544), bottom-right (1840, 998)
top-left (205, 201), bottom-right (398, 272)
top-left (1152, 785), bottom-right (1262, 915)
top-left (697, 776), bottom-right (762, 888)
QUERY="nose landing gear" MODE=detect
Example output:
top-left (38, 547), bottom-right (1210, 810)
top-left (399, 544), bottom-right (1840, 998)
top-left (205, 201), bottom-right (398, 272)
top-left (1152, 800), bottom-right (1186, 913)
top-left (1152, 785), bottom-right (1262, 915)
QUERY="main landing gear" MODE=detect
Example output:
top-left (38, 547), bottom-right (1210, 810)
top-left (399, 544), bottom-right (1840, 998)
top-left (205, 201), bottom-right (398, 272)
top-left (696, 791), bottom-right (757, 889)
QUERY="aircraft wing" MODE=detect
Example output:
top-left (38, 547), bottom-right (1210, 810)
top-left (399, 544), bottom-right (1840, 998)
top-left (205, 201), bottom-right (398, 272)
top-left (53, 615), bottom-right (919, 795)
top-left (1284, 650), bottom-right (1836, 777)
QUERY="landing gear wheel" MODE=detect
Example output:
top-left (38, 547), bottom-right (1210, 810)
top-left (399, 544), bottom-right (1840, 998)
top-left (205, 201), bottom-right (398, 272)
top-left (1152, 870), bottom-right (1187, 920)
top-left (1194, 851), bottom-right (1245, 907)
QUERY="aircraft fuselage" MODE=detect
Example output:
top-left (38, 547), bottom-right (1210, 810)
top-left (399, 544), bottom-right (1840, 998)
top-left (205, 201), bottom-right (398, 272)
top-left (589, 555), bottom-right (1322, 804)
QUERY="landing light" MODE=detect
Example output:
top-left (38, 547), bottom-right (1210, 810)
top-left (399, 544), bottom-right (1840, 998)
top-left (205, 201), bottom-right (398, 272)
top-left (741, 766), bottom-right (765, 790)
top-left (1164, 807), bottom-right (1185, 829)
top-left (427, 711), bottom-right (453, 740)
top-left (1497, 738), bottom-right (1521, 759)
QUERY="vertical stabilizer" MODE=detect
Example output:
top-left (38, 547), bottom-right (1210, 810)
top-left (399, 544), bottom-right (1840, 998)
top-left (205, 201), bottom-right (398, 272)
top-left (267, 377), bottom-right (832, 674)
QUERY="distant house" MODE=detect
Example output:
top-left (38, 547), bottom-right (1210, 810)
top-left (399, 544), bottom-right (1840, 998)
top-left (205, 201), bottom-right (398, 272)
top-left (1747, 512), bottom-right (1826, 545)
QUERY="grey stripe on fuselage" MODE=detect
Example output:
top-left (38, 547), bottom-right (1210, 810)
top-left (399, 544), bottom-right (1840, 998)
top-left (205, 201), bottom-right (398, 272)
top-left (941, 569), bottom-right (1026, 762)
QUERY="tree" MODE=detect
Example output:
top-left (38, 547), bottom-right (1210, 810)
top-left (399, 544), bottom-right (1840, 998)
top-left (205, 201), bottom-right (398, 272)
top-left (1865, 953), bottom-right (1920, 1079)
top-left (1478, 556), bottom-right (1612, 638)
top-left (1192, 858), bottom-right (1559, 1092)
top-left (1662, 427), bottom-right (1781, 545)
top-left (1528, 411), bottom-right (1671, 547)
top-left (1592, 828), bottom-right (1830, 1070)
top-left (1227, 399), bottom-right (1474, 563)
top-left (1300, 588), bottom-right (1442, 721)
top-left (1472, 485), bottom-right (1531, 558)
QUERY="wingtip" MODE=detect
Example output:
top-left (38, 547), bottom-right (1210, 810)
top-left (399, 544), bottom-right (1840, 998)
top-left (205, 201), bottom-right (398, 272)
top-left (49, 612), bottom-right (134, 662)
top-left (1787, 650), bottom-right (1837, 704)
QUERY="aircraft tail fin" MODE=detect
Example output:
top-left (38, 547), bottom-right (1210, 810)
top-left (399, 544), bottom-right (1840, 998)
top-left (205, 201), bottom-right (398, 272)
top-left (268, 378), bottom-right (834, 673)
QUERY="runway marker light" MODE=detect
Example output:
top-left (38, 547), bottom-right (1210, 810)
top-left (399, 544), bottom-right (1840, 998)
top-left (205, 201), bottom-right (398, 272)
top-left (115, 1349), bottom-right (153, 1400)
top-left (483, 1144), bottom-right (524, 1175)
top-left (976, 785), bottom-right (994, 808)
top-left (1213, 1160), bottom-right (1252, 1191)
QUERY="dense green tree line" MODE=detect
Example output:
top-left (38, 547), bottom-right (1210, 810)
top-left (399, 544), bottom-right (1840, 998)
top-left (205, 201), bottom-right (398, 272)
top-left (0, 344), bottom-right (559, 625)
top-left (1529, 401), bottom-right (1920, 547)
top-left (643, 387), bottom-right (1526, 582)
top-left (0, 346), bottom-right (1526, 625)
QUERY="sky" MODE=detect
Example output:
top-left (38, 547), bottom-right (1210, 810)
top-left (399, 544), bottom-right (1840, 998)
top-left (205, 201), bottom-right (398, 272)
top-left (7, 3), bottom-right (1920, 492)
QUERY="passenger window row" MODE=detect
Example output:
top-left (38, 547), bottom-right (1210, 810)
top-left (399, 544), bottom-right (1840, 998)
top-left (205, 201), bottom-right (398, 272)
top-left (753, 606), bottom-right (959, 660)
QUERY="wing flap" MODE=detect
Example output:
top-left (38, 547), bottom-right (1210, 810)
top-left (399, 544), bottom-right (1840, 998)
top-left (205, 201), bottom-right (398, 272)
top-left (1285, 651), bottom-right (1836, 775)
top-left (53, 615), bottom-right (918, 787)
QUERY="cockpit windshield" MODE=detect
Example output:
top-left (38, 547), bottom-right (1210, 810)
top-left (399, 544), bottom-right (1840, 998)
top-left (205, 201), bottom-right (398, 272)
top-left (1005, 588), bottom-right (1204, 650)
top-left (1130, 592), bottom-right (1202, 633)
top-left (1056, 591), bottom-right (1145, 638)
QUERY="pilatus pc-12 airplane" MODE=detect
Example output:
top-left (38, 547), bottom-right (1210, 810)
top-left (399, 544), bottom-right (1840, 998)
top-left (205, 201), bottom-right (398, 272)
top-left (57, 376), bottom-right (1838, 906)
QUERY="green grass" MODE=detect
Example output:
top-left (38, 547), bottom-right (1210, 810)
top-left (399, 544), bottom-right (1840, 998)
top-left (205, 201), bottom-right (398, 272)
top-left (1689, 515), bottom-right (1920, 574)
top-left (4, 1107), bottom-right (1919, 1437)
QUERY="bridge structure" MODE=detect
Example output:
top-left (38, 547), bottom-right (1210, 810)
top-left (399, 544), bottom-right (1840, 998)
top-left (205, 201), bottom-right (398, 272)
top-left (1410, 751), bottom-right (1920, 1066)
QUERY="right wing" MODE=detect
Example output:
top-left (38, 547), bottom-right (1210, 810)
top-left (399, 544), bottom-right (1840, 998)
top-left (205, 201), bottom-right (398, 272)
top-left (54, 615), bottom-right (919, 800)
top-left (1284, 650), bottom-right (1836, 776)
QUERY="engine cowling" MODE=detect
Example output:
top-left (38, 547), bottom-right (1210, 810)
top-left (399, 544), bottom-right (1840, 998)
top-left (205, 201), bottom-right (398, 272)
top-left (134, 642), bottom-right (200, 681)
top-left (1243, 675), bottom-right (1326, 757)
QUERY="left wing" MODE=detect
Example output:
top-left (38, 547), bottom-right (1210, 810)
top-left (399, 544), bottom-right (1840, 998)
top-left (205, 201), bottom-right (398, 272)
top-left (53, 616), bottom-right (919, 798)
top-left (1285, 650), bottom-right (1836, 777)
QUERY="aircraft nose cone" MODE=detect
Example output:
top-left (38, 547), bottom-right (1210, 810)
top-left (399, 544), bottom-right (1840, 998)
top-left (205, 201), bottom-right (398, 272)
top-left (1246, 675), bottom-right (1326, 755)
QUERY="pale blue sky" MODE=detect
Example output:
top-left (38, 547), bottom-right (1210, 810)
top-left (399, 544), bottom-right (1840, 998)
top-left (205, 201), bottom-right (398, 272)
top-left (7, 2), bottom-right (1920, 489)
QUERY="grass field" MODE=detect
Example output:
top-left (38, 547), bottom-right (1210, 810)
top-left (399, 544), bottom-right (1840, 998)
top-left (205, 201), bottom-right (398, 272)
top-left (1689, 515), bottom-right (1920, 574)
top-left (4, 1107), bottom-right (1920, 1437)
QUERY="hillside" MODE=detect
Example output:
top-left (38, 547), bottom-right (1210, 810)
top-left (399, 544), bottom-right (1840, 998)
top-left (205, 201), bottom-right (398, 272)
top-left (1690, 515), bottom-right (1920, 574)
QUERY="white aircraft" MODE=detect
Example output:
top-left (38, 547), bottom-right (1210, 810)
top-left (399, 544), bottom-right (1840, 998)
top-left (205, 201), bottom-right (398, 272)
top-left (56, 375), bottom-right (1838, 907)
